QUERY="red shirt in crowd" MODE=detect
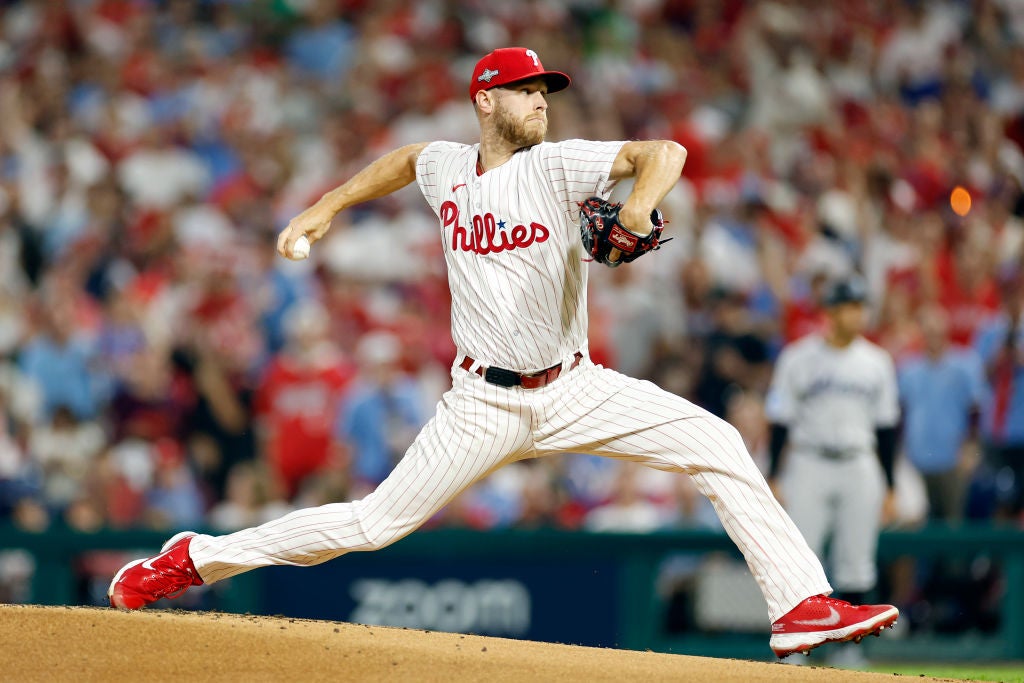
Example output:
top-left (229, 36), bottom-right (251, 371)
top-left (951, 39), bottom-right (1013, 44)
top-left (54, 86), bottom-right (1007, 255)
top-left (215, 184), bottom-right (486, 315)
top-left (936, 252), bottom-right (1001, 347)
top-left (255, 356), bottom-right (357, 497)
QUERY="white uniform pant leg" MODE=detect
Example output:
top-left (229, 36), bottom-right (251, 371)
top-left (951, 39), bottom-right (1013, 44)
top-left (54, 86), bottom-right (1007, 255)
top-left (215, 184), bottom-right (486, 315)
top-left (779, 453), bottom-right (836, 563)
top-left (190, 371), bottom-right (533, 584)
top-left (830, 455), bottom-right (885, 592)
top-left (534, 362), bottom-right (831, 622)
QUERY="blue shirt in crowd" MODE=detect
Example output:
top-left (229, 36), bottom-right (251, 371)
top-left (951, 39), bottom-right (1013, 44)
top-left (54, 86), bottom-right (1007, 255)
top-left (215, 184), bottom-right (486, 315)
top-left (898, 348), bottom-right (987, 474)
top-left (18, 335), bottom-right (101, 421)
top-left (337, 378), bottom-right (424, 486)
top-left (973, 316), bottom-right (1024, 445)
top-left (286, 20), bottom-right (355, 81)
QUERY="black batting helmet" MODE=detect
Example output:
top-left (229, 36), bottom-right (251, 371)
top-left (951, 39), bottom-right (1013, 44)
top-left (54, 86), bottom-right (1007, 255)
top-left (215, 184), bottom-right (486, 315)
top-left (821, 275), bottom-right (869, 308)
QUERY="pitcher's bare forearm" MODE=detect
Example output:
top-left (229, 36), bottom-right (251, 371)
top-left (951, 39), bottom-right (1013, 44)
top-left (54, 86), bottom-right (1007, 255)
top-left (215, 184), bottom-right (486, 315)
top-left (317, 142), bottom-right (430, 217)
top-left (278, 142), bottom-right (430, 258)
top-left (609, 140), bottom-right (687, 235)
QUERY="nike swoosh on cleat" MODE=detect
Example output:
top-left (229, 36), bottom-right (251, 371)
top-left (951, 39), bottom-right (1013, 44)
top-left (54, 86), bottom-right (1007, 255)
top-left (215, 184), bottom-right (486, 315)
top-left (140, 548), bottom-right (174, 572)
top-left (791, 606), bottom-right (841, 627)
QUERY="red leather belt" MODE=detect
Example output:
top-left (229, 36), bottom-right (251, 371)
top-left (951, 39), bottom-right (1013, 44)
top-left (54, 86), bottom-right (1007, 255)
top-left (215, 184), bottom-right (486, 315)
top-left (460, 352), bottom-right (583, 389)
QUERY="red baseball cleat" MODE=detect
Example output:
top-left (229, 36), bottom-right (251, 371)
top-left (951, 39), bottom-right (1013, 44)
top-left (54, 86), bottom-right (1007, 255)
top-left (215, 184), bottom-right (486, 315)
top-left (770, 594), bottom-right (898, 658)
top-left (108, 531), bottom-right (204, 609)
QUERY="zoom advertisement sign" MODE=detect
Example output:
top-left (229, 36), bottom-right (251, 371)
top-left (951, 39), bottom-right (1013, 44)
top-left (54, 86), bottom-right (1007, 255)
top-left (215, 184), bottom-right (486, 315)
top-left (261, 556), bottom-right (620, 647)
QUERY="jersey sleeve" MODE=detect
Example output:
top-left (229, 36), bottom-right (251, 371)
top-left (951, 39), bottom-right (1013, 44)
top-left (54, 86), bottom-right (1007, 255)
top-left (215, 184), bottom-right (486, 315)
top-left (415, 141), bottom-right (464, 216)
top-left (541, 139), bottom-right (627, 216)
top-left (764, 346), bottom-right (797, 425)
top-left (874, 350), bottom-right (901, 427)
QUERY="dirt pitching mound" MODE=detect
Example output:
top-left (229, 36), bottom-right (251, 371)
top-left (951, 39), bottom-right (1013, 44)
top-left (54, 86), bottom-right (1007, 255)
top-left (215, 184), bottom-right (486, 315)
top-left (0, 605), bottom-right (959, 682)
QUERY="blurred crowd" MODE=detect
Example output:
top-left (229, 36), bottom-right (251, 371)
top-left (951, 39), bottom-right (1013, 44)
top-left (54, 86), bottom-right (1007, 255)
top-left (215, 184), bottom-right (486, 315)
top-left (0, 0), bottom-right (1023, 553)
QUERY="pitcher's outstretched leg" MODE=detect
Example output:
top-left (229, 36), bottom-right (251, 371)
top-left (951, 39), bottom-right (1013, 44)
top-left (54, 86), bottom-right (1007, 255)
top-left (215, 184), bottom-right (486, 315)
top-left (109, 371), bottom-right (532, 608)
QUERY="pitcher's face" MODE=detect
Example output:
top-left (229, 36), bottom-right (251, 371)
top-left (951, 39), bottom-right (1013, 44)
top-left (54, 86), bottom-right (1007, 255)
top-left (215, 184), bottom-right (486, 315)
top-left (491, 79), bottom-right (549, 147)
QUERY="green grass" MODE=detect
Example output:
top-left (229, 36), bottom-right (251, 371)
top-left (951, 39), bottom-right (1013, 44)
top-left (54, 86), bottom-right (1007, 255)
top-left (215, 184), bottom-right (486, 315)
top-left (870, 664), bottom-right (1024, 682)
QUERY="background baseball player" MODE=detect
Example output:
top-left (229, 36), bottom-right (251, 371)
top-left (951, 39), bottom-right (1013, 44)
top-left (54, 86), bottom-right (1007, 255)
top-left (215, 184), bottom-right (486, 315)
top-left (109, 47), bottom-right (897, 659)
top-left (766, 275), bottom-right (900, 665)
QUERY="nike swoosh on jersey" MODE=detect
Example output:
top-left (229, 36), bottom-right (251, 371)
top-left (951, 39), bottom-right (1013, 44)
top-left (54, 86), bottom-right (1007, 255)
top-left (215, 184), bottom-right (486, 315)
top-left (792, 606), bottom-right (841, 627)
top-left (452, 183), bottom-right (467, 192)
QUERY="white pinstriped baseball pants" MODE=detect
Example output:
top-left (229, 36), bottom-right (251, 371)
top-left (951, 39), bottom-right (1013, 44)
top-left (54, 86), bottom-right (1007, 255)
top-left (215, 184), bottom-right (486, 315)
top-left (189, 358), bottom-right (831, 622)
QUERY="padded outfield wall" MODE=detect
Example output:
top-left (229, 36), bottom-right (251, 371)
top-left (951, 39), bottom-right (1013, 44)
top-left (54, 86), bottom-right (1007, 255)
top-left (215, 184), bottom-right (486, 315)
top-left (2, 525), bottom-right (1021, 662)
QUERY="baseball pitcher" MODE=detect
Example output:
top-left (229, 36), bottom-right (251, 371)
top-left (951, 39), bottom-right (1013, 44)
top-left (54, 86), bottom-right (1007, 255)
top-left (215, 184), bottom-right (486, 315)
top-left (109, 48), bottom-right (897, 658)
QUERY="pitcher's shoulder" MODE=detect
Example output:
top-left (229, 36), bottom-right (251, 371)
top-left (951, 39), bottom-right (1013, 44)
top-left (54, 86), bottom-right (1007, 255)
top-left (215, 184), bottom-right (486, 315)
top-left (421, 141), bottom-right (476, 159)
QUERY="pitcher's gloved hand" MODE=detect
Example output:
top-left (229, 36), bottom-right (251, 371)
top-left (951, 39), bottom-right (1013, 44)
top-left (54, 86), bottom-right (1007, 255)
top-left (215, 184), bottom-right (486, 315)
top-left (579, 197), bottom-right (669, 267)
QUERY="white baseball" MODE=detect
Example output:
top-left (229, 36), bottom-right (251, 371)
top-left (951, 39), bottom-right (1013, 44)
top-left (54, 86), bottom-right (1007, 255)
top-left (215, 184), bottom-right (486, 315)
top-left (292, 235), bottom-right (311, 259)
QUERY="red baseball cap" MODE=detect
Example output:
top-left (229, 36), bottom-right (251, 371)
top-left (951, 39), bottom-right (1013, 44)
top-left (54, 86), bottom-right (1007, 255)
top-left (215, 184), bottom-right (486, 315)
top-left (469, 47), bottom-right (571, 100)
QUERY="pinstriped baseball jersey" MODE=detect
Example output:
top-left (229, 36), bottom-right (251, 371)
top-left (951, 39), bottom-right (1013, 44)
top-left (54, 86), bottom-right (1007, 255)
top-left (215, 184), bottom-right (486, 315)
top-left (415, 140), bottom-right (624, 372)
top-left (765, 335), bottom-right (900, 453)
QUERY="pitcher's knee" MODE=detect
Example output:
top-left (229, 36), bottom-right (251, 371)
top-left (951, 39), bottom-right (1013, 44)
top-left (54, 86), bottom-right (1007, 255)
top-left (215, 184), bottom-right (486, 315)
top-left (692, 416), bottom-right (764, 476)
top-left (701, 416), bottom-right (747, 454)
top-left (362, 526), bottom-right (402, 551)
top-left (349, 502), bottom-right (418, 551)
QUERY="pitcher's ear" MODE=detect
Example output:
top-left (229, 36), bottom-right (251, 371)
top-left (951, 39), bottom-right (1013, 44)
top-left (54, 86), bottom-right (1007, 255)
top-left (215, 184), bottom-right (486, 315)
top-left (475, 89), bottom-right (494, 114)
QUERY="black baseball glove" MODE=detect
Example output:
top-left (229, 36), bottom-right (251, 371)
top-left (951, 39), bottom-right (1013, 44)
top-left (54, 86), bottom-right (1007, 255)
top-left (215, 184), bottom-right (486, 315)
top-left (579, 196), bottom-right (669, 268)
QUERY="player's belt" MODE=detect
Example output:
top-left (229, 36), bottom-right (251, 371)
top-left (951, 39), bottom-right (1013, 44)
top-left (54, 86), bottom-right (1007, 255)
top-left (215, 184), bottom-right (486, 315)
top-left (460, 352), bottom-right (583, 389)
top-left (817, 446), bottom-right (860, 460)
